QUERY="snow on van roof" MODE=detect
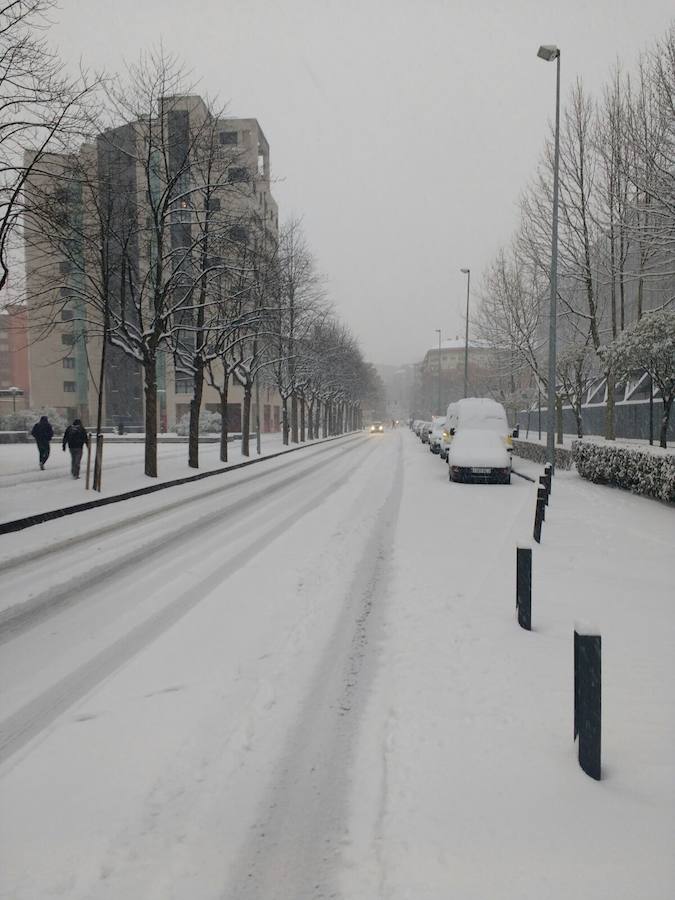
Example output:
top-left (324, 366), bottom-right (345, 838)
top-left (457, 397), bottom-right (506, 414)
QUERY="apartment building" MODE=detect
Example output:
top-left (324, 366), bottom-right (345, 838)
top-left (0, 307), bottom-right (30, 413)
top-left (24, 95), bottom-right (283, 433)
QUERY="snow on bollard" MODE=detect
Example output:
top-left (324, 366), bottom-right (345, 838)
top-left (544, 462), bottom-right (553, 495)
top-left (574, 623), bottom-right (602, 781)
top-left (516, 545), bottom-right (532, 631)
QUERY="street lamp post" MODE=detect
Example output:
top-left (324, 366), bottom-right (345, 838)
top-left (435, 328), bottom-right (442, 414)
top-left (538, 43), bottom-right (561, 471)
top-left (460, 268), bottom-right (470, 398)
top-left (6, 386), bottom-right (23, 413)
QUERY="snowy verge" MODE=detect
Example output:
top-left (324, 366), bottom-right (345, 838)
top-left (573, 440), bottom-right (675, 503)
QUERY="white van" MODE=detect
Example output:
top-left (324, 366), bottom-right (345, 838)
top-left (444, 397), bottom-right (513, 451)
top-left (446, 398), bottom-right (513, 484)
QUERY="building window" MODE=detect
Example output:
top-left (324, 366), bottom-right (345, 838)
top-left (206, 197), bottom-right (221, 211)
top-left (59, 261), bottom-right (71, 274)
top-left (219, 131), bottom-right (238, 145)
top-left (61, 309), bottom-right (74, 321)
top-left (63, 357), bottom-right (76, 369)
top-left (229, 224), bottom-right (247, 243)
top-left (175, 378), bottom-right (192, 393)
top-left (227, 167), bottom-right (249, 184)
top-left (63, 381), bottom-right (76, 393)
top-left (61, 333), bottom-right (75, 346)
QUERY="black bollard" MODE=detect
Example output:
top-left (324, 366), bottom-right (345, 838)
top-left (516, 546), bottom-right (532, 630)
top-left (574, 628), bottom-right (602, 780)
top-left (544, 462), bottom-right (553, 495)
top-left (539, 475), bottom-right (550, 505)
top-left (533, 495), bottom-right (544, 543)
top-left (537, 487), bottom-right (547, 521)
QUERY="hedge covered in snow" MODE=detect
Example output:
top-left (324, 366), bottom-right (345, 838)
top-left (572, 440), bottom-right (675, 503)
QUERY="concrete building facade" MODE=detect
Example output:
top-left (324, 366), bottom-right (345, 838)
top-left (23, 95), bottom-right (283, 433)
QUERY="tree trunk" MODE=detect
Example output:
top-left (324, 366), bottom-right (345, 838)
top-left (144, 355), bottom-right (158, 478)
top-left (93, 324), bottom-right (108, 492)
top-left (291, 392), bottom-right (299, 443)
top-left (241, 383), bottom-right (252, 457)
top-left (188, 358), bottom-right (204, 469)
top-left (605, 372), bottom-right (616, 441)
top-left (307, 400), bottom-right (314, 440)
top-left (282, 396), bottom-right (289, 445)
top-left (660, 397), bottom-right (672, 449)
top-left (219, 376), bottom-right (229, 463)
top-left (300, 396), bottom-right (306, 442)
top-left (574, 402), bottom-right (583, 439)
top-left (556, 394), bottom-right (563, 445)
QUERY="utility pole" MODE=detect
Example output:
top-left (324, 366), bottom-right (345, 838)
top-left (461, 268), bottom-right (470, 397)
top-left (435, 329), bottom-right (442, 414)
top-left (538, 44), bottom-right (561, 471)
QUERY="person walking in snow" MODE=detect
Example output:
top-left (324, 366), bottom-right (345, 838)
top-left (62, 418), bottom-right (89, 479)
top-left (31, 415), bottom-right (54, 470)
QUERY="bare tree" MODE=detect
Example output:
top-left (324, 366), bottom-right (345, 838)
top-left (271, 219), bottom-right (325, 445)
top-left (556, 341), bottom-right (595, 438)
top-left (0, 0), bottom-right (95, 293)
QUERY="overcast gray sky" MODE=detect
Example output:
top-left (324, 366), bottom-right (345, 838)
top-left (51, 0), bottom-right (674, 366)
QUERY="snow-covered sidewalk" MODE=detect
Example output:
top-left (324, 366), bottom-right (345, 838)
top-left (0, 433), bottom-right (322, 524)
top-left (344, 435), bottom-right (675, 898)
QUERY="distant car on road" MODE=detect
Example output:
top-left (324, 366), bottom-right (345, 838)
top-left (448, 428), bottom-right (512, 484)
top-left (428, 417), bottom-right (446, 454)
top-left (369, 421), bottom-right (385, 434)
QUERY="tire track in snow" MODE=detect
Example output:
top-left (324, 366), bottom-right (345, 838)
top-left (0, 436), bottom-right (364, 644)
top-left (224, 432), bottom-right (405, 899)
top-left (0, 439), bottom-right (379, 767)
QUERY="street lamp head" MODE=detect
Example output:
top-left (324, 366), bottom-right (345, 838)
top-left (460, 268), bottom-right (470, 274)
top-left (537, 45), bottom-right (560, 61)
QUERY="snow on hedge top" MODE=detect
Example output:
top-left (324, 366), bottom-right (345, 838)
top-left (579, 436), bottom-right (673, 458)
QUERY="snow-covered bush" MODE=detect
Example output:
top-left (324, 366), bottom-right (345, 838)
top-left (573, 441), bottom-right (675, 503)
top-left (512, 439), bottom-right (574, 470)
top-left (0, 407), bottom-right (66, 434)
top-left (600, 309), bottom-right (675, 449)
top-left (175, 409), bottom-right (222, 436)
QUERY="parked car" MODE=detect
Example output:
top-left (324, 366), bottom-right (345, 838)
top-left (448, 428), bottom-right (512, 484)
top-left (420, 422), bottom-right (433, 444)
top-left (413, 420), bottom-right (424, 436)
top-left (428, 417), bottom-right (446, 454)
top-left (439, 403), bottom-right (458, 460)
top-left (369, 421), bottom-right (384, 434)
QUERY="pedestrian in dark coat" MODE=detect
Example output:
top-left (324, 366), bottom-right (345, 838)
top-left (31, 415), bottom-right (54, 470)
top-left (62, 418), bottom-right (89, 479)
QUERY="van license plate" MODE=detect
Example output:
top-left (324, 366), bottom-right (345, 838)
top-left (471, 467), bottom-right (491, 474)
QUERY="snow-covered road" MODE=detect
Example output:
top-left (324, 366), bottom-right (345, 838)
top-left (0, 429), bottom-right (672, 899)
